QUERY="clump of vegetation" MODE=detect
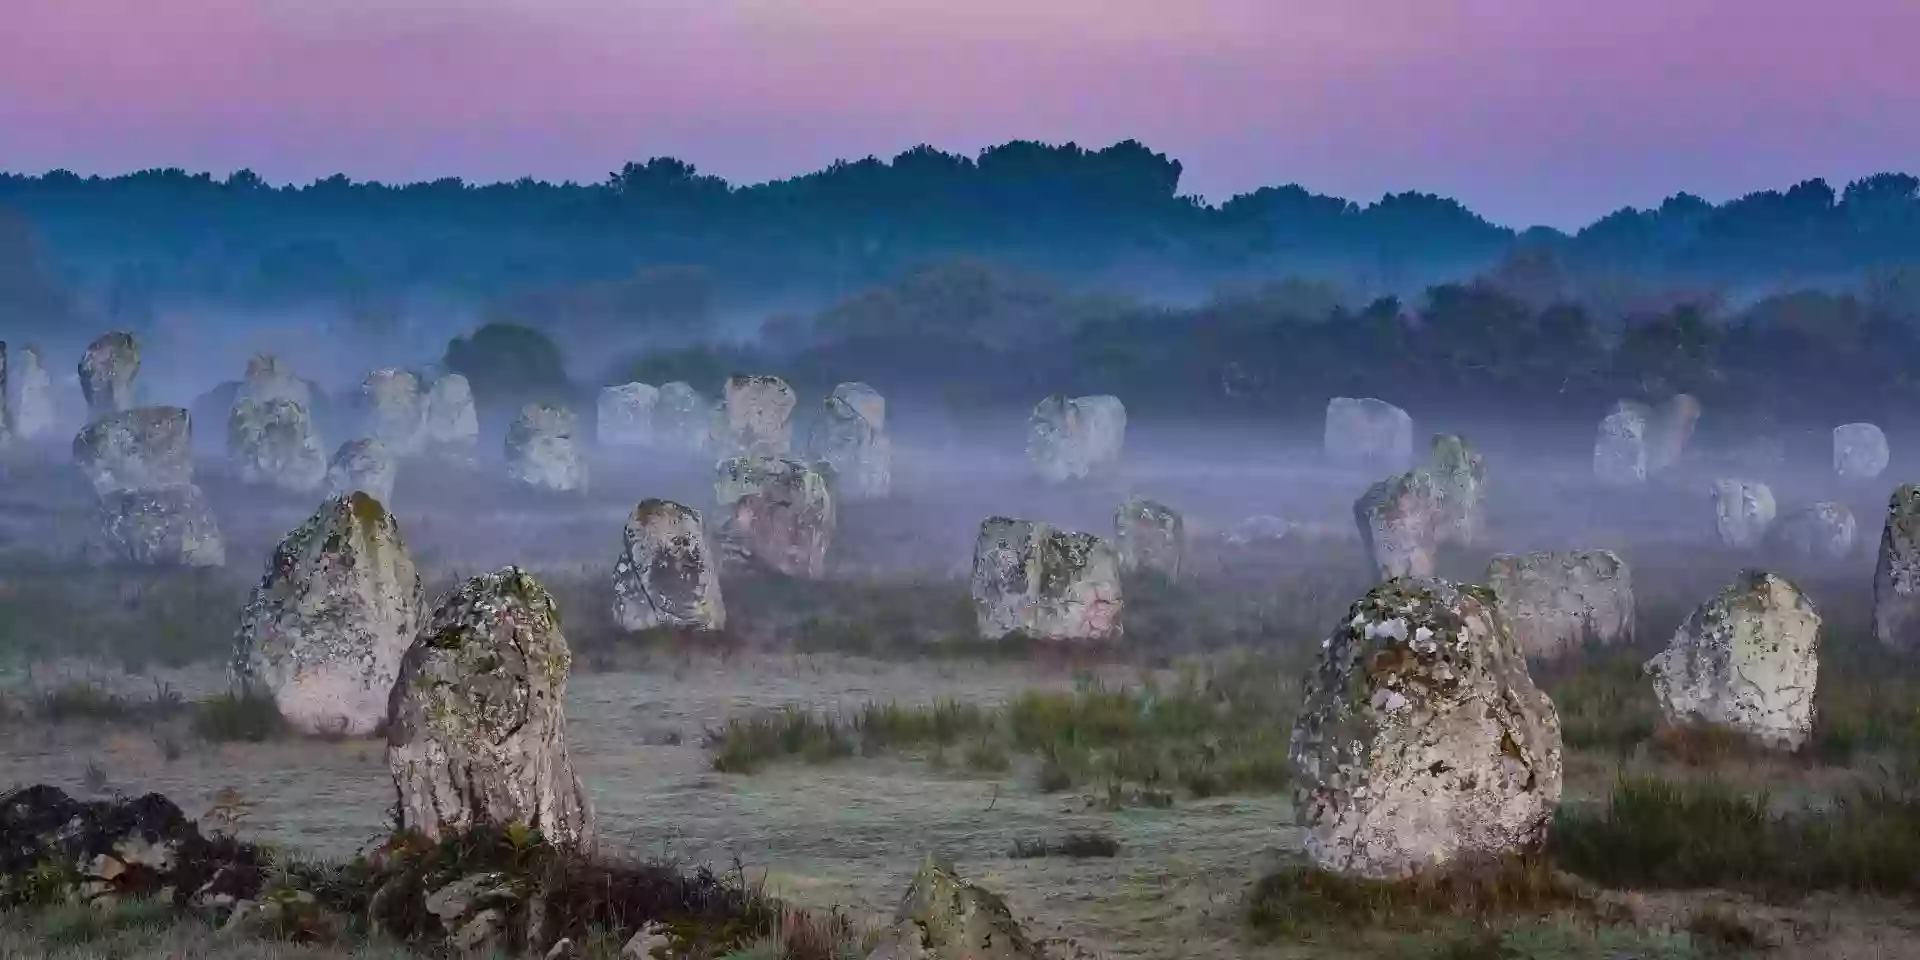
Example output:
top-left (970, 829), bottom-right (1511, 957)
top-left (854, 699), bottom-right (995, 752)
top-left (1009, 832), bottom-right (1121, 859)
top-left (708, 709), bottom-right (855, 773)
top-left (36, 679), bottom-right (185, 725)
top-left (191, 689), bottom-right (290, 743)
top-left (1246, 856), bottom-right (1575, 937)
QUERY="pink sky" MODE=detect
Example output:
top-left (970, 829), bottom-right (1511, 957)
top-left (1, 0), bottom-right (1915, 227)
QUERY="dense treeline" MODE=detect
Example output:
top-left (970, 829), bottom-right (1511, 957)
top-left (2, 140), bottom-right (1918, 327)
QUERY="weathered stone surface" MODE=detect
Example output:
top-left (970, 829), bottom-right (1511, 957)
top-left (1833, 423), bottom-right (1889, 481)
top-left (235, 353), bottom-right (312, 409)
top-left (971, 517), bottom-right (1124, 642)
top-left (714, 375), bottom-right (796, 457)
top-left (1353, 470), bottom-right (1441, 581)
top-left (1428, 434), bottom-right (1487, 546)
top-left (863, 859), bottom-right (1042, 960)
top-left (1711, 479), bottom-right (1777, 548)
top-left (73, 406), bottom-right (193, 494)
top-left (420, 374), bottom-right (479, 462)
top-left (387, 568), bottom-right (593, 850)
top-left (653, 382), bottom-right (713, 456)
top-left (812, 382), bottom-right (892, 501)
top-left (597, 383), bottom-right (659, 448)
top-left (227, 398), bottom-right (326, 493)
top-left (363, 369), bottom-right (425, 456)
top-left (1114, 498), bottom-right (1183, 579)
top-left (11, 345), bottom-right (54, 440)
top-left (1646, 394), bottom-right (1701, 474)
top-left (1223, 515), bottom-right (1294, 546)
top-left (86, 484), bottom-right (225, 567)
top-left (1873, 485), bottom-right (1920, 652)
top-left (1324, 397), bottom-right (1413, 471)
top-left (79, 332), bottom-right (139, 420)
top-left (1027, 394), bottom-right (1127, 482)
top-left (1770, 501), bottom-right (1857, 562)
top-left (613, 499), bottom-right (725, 632)
top-left (506, 404), bottom-right (587, 492)
top-left (234, 494), bottom-right (424, 737)
top-left (326, 437), bottom-right (397, 506)
top-left (713, 456), bottom-right (835, 578)
top-left (1288, 579), bottom-right (1563, 879)
top-left (1486, 550), bottom-right (1634, 661)
top-left (1646, 570), bottom-right (1820, 750)
top-left (1594, 403), bottom-right (1649, 486)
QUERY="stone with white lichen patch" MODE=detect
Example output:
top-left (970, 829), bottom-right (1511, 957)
top-left (1710, 478), bottom-right (1776, 548)
top-left (613, 499), bottom-right (725, 631)
top-left (971, 517), bottom-right (1123, 642)
top-left (1646, 570), bottom-right (1819, 750)
top-left (1486, 550), bottom-right (1634, 661)
top-left (713, 456), bottom-right (834, 578)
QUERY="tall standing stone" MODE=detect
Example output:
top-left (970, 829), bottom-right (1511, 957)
top-left (11, 345), bottom-right (54, 440)
top-left (714, 374), bottom-right (796, 457)
top-left (713, 456), bottom-right (834, 578)
top-left (1288, 579), bottom-right (1562, 879)
top-left (654, 382), bottom-right (713, 456)
top-left (362, 369), bottom-right (425, 456)
top-left (1594, 403), bottom-right (1649, 486)
top-left (1486, 550), bottom-right (1634, 661)
top-left (73, 407), bottom-right (194, 495)
top-left (1646, 570), bottom-right (1820, 750)
top-left (505, 404), bottom-right (587, 492)
top-left (1324, 397), bottom-right (1413, 471)
top-left (1711, 479), bottom-right (1777, 548)
top-left (1113, 498), bottom-right (1183, 579)
top-left (386, 568), bottom-right (593, 850)
top-left (227, 398), bottom-right (326, 493)
top-left (1428, 434), bottom-right (1487, 546)
top-left (1873, 485), bottom-right (1920, 652)
top-left (234, 494), bottom-right (424, 737)
top-left (1027, 394), bottom-right (1126, 483)
top-left (597, 383), bottom-right (659, 448)
top-left (1353, 470), bottom-right (1441, 581)
top-left (325, 438), bottom-right (397, 508)
top-left (79, 332), bottom-right (139, 420)
top-left (612, 499), bottom-right (725, 632)
top-left (419, 373), bottom-right (478, 462)
top-left (1646, 394), bottom-right (1701, 474)
top-left (1833, 423), bottom-right (1890, 481)
top-left (971, 517), bottom-right (1124, 642)
top-left (811, 382), bottom-right (891, 501)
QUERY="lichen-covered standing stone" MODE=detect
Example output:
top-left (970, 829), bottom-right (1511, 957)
top-left (1833, 423), bottom-right (1889, 481)
top-left (505, 404), bottom-right (587, 492)
top-left (11, 345), bottom-right (54, 440)
top-left (234, 494), bottom-right (424, 737)
top-left (1873, 485), bottom-right (1920, 652)
top-left (1710, 478), bottom-right (1777, 548)
top-left (1770, 501), bottom-right (1857, 562)
top-left (1353, 470), bottom-right (1441, 581)
top-left (386, 568), bottom-right (593, 850)
top-left (1113, 498), bottom-right (1183, 579)
top-left (1486, 550), bottom-right (1634, 661)
top-left (1324, 397), bottom-right (1413, 471)
top-left (653, 382), bottom-right (713, 456)
top-left (1027, 394), bottom-right (1126, 483)
top-left (79, 332), bottom-right (139, 420)
top-left (362, 369), bottom-right (425, 456)
top-left (714, 375), bottom-right (796, 457)
top-left (1288, 578), bottom-right (1562, 879)
top-left (85, 484), bottom-right (225, 567)
top-left (1593, 403), bottom-right (1649, 486)
top-left (73, 407), bottom-right (193, 494)
top-left (713, 456), bottom-right (835, 578)
top-left (970, 517), bottom-right (1124, 642)
top-left (1428, 434), bottom-right (1487, 546)
top-left (1646, 570), bottom-right (1820, 750)
top-left (612, 499), bottom-right (724, 631)
top-left (596, 383), bottom-right (659, 448)
top-left (811, 382), bottom-right (892, 501)
top-left (420, 373), bottom-right (479, 462)
top-left (227, 398), bottom-right (326, 493)
top-left (863, 859), bottom-right (1042, 960)
top-left (325, 438), bottom-right (397, 506)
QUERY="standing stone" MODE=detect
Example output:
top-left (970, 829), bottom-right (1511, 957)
top-left (1027, 394), bottom-right (1127, 483)
top-left (235, 353), bottom-right (312, 409)
top-left (11, 345), bottom-right (54, 440)
top-left (326, 438), bottom-right (397, 507)
top-left (227, 398), bottom-right (326, 493)
top-left (79, 332), bottom-right (139, 420)
top-left (714, 375), bottom-right (796, 457)
top-left (505, 404), bottom-right (587, 492)
top-left (1770, 501), bottom-right (1857, 562)
top-left (612, 499), bottom-right (724, 632)
top-left (362, 369), bottom-right (425, 456)
top-left (1486, 551), bottom-right (1634, 661)
top-left (713, 456), bottom-right (834, 578)
top-left (73, 407), bottom-right (193, 494)
top-left (1073, 395), bottom-right (1127, 472)
top-left (1324, 398), bottom-right (1414, 471)
top-left (970, 517), bottom-right (1124, 642)
top-left (811, 382), bottom-right (891, 501)
top-left (1873, 485), bottom-right (1920, 652)
top-left (387, 568), bottom-right (593, 850)
top-left (597, 383), bottom-right (659, 448)
top-left (1288, 578), bottom-right (1562, 879)
top-left (1353, 470), bottom-right (1441, 581)
top-left (1646, 570), bottom-right (1820, 750)
top-left (1428, 434), bottom-right (1487, 546)
top-left (1833, 423), bottom-right (1889, 481)
top-left (1647, 394), bottom-right (1702, 474)
top-left (1711, 479), bottom-right (1777, 548)
top-left (864, 859), bottom-right (1043, 960)
top-left (234, 494), bottom-right (424, 737)
top-left (1594, 403), bottom-right (1649, 486)
top-left (85, 484), bottom-right (225, 567)
top-left (653, 382), bottom-right (713, 456)
top-left (420, 374), bottom-right (479, 462)
top-left (1114, 498), bottom-right (1183, 579)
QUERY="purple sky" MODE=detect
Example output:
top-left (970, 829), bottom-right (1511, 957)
top-left (2, 0), bottom-right (1915, 228)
